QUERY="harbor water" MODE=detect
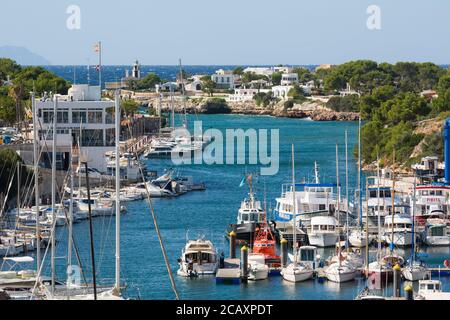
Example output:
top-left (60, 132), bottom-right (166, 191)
top-left (12, 114), bottom-right (449, 299)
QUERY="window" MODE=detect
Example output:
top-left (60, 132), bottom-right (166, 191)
top-left (241, 213), bottom-right (249, 221)
top-left (88, 111), bottom-right (103, 123)
top-left (81, 129), bottom-right (104, 146)
top-left (319, 204), bottom-right (326, 210)
top-left (43, 110), bottom-right (54, 124)
top-left (57, 110), bottom-right (69, 123)
top-left (72, 110), bottom-right (87, 123)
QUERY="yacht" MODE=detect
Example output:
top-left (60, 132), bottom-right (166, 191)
top-left (176, 238), bottom-right (218, 277)
top-left (362, 179), bottom-right (410, 227)
top-left (307, 216), bottom-right (339, 247)
top-left (422, 219), bottom-right (450, 246)
top-left (383, 214), bottom-right (413, 247)
top-left (273, 163), bottom-right (352, 228)
top-left (416, 279), bottom-right (450, 300)
top-left (413, 184), bottom-right (450, 226)
top-left (105, 152), bottom-right (146, 182)
top-left (227, 175), bottom-right (265, 244)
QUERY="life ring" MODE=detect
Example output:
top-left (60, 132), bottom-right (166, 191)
top-left (444, 259), bottom-right (450, 268)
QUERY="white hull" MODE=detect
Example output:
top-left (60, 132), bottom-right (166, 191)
top-left (177, 263), bottom-right (218, 277)
top-left (281, 264), bottom-right (313, 283)
top-left (385, 232), bottom-right (413, 247)
top-left (248, 264), bottom-right (269, 281)
top-left (402, 266), bottom-right (429, 281)
top-left (325, 269), bottom-right (357, 283)
top-left (308, 233), bottom-right (339, 247)
top-left (425, 236), bottom-right (450, 246)
top-left (348, 231), bottom-right (367, 248)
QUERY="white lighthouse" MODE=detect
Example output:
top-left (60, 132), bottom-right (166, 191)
top-left (132, 60), bottom-right (141, 79)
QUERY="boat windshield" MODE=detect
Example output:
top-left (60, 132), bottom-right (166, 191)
top-left (300, 249), bottom-right (315, 262)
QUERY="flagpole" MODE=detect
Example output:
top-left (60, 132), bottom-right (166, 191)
top-left (98, 41), bottom-right (102, 90)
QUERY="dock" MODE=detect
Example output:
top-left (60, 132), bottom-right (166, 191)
top-left (216, 258), bottom-right (242, 284)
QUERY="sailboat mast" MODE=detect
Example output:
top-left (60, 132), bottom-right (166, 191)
top-left (178, 59), bottom-right (187, 128)
top-left (51, 95), bottom-right (58, 295)
top-left (31, 91), bottom-right (41, 272)
top-left (68, 129), bottom-right (74, 297)
top-left (291, 144), bottom-right (297, 265)
top-left (170, 86), bottom-right (175, 129)
top-left (391, 150), bottom-right (396, 252)
top-left (358, 117), bottom-right (362, 227)
top-left (335, 144), bottom-right (341, 266)
top-left (345, 131), bottom-right (349, 254)
top-left (114, 91), bottom-right (121, 293)
top-left (411, 175), bottom-right (417, 264)
top-left (376, 153), bottom-right (381, 261)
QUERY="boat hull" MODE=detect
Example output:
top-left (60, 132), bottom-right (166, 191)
top-left (325, 269), bottom-right (357, 283)
top-left (308, 233), bottom-right (338, 247)
top-left (425, 236), bottom-right (450, 246)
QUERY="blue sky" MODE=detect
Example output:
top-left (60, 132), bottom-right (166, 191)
top-left (1, 0), bottom-right (449, 65)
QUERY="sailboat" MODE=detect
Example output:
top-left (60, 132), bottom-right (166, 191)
top-left (349, 118), bottom-right (368, 248)
top-left (324, 144), bottom-right (357, 283)
top-left (402, 175), bottom-right (429, 281)
top-left (280, 145), bottom-right (314, 283)
top-left (368, 153), bottom-right (404, 283)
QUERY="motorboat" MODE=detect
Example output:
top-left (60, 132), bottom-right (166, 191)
top-left (384, 214), bottom-right (413, 247)
top-left (247, 253), bottom-right (269, 281)
top-left (422, 219), bottom-right (450, 246)
top-left (307, 216), bottom-right (339, 247)
top-left (416, 279), bottom-right (450, 300)
top-left (177, 238), bottom-right (218, 277)
top-left (273, 163), bottom-right (352, 228)
top-left (227, 175), bottom-right (266, 244)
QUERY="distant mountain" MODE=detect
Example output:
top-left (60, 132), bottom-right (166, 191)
top-left (0, 46), bottom-right (50, 65)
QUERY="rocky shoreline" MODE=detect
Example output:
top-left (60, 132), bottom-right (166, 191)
top-left (155, 98), bottom-right (359, 121)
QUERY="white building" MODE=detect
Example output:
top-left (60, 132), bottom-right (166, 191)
top-left (36, 84), bottom-right (116, 173)
top-left (272, 85), bottom-right (293, 100)
top-left (211, 69), bottom-right (237, 90)
top-left (227, 88), bottom-right (270, 102)
top-left (281, 73), bottom-right (299, 86)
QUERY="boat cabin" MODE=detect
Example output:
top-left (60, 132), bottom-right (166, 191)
top-left (310, 216), bottom-right (338, 234)
top-left (237, 199), bottom-right (265, 225)
top-left (182, 240), bottom-right (217, 264)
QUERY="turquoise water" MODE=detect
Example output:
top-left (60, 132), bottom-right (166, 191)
top-left (20, 114), bottom-right (450, 299)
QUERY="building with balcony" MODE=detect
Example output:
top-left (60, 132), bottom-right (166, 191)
top-left (36, 84), bottom-right (116, 172)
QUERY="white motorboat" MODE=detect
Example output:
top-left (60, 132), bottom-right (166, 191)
top-left (416, 279), bottom-right (450, 300)
top-left (273, 163), bottom-right (352, 228)
top-left (247, 253), bottom-right (269, 281)
top-left (76, 198), bottom-right (114, 217)
top-left (384, 214), bottom-right (414, 247)
top-left (324, 260), bottom-right (357, 283)
top-left (227, 175), bottom-right (266, 244)
top-left (308, 216), bottom-right (339, 247)
top-left (177, 238), bottom-right (218, 277)
top-left (422, 219), bottom-right (450, 246)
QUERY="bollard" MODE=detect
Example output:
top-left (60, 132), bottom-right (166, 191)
top-left (280, 238), bottom-right (288, 268)
top-left (404, 284), bottom-right (414, 300)
top-left (229, 231), bottom-right (236, 259)
top-left (241, 245), bottom-right (248, 283)
top-left (393, 264), bottom-right (401, 298)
